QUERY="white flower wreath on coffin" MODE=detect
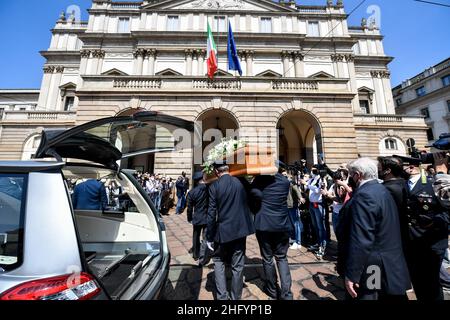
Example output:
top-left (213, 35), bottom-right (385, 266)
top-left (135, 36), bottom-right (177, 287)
top-left (202, 137), bottom-right (247, 174)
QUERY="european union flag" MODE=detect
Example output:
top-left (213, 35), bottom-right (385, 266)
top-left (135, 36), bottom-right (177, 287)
top-left (227, 20), bottom-right (242, 76)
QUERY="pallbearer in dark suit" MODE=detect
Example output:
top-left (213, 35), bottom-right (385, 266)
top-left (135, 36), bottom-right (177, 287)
top-left (341, 158), bottom-right (411, 300)
top-left (187, 171), bottom-right (209, 265)
top-left (251, 168), bottom-right (294, 300)
top-left (206, 162), bottom-right (255, 300)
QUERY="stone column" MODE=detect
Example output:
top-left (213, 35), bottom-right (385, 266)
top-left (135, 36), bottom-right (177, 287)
top-left (133, 49), bottom-right (145, 75)
top-left (281, 51), bottom-right (290, 77)
top-left (146, 49), bottom-right (157, 76)
top-left (245, 50), bottom-right (254, 76)
top-left (192, 50), bottom-right (199, 76)
top-left (197, 49), bottom-right (206, 76)
top-left (79, 50), bottom-right (91, 75)
top-left (371, 71), bottom-right (386, 114)
top-left (380, 71), bottom-right (395, 114)
top-left (331, 54), bottom-right (345, 78)
top-left (95, 50), bottom-right (106, 74)
top-left (37, 66), bottom-right (55, 109)
top-left (345, 54), bottom-right (360, 113)
top-left (293, 51), bottom-right (304, 77)
top-left (49, 66), bottom-right (64, 111)
top-left (185, 49), bottom-right (193, 76)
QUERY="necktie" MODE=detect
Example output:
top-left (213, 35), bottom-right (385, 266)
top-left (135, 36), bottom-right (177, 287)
top-left (408, 179), bottom-right (414, 191)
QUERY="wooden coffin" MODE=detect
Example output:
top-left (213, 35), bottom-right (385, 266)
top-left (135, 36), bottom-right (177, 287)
top-left (205, 145), bottom-right (277, 183)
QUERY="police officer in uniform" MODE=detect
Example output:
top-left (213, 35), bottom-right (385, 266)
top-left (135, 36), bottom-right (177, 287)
top-left (397, 155), bottom-right (449, 300)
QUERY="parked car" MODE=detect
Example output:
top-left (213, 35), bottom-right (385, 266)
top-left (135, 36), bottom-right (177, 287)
top-left (0, 111), bottom-right (194, 300)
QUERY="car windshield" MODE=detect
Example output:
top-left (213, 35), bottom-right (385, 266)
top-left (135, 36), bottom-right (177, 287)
top-left (0, 174), bottom-right (27, 271)
top-left (84, 120), bottom-right (185, 155)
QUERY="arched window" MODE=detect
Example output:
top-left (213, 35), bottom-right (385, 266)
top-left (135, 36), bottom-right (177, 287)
top-left (22, 134), bottom-right (41, 160)
top-left (379, 137), bottom-right (406, 157)
top-left (385, 138), bottom-right (398, 150)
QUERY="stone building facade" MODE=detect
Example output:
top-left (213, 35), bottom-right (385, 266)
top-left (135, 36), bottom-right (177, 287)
top-left (0, 0), bottom-right (428, 177)
top-left (393, 57), bottom-right (450, 144)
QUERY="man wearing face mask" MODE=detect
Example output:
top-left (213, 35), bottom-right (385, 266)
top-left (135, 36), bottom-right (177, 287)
top-left (377, 156), bottom-right (410, 253)
top-left (338, 158), bottom-right (410, 300)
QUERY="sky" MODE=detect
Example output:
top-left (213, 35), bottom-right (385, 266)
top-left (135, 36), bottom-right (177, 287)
top-left (0, 0), bottom-right (448, 89)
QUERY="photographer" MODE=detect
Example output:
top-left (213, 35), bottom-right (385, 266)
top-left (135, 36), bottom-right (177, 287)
top-left (301, 164), bottom-right (328, 259)
top-left (322, 169), bottom-right (352, 237)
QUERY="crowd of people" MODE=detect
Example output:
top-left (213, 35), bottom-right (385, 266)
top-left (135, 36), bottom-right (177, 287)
top-left (181, 154), bottom-right (450, 301)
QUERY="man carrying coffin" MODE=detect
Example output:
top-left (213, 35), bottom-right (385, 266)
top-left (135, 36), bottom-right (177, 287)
top-left (206, 160), bottom-right (255, 300)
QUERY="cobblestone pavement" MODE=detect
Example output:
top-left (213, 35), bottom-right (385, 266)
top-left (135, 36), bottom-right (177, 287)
top-left (160, 210), bottom-right (449, 300)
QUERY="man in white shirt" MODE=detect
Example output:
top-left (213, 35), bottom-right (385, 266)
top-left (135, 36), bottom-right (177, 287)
top-left (301, 166), bottom-right (327, 258)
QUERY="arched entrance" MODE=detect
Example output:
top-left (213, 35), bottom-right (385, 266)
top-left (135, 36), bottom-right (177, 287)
top-left (193, 109), bottom-right (240, 173)
top-left (115, 108), bottom-right (154, 172)
top-left (277, 110), bottom-right (323, 168)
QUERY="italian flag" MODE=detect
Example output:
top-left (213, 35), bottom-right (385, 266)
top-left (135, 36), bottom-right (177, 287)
top-left (206, 22), bottom-right (218, 79)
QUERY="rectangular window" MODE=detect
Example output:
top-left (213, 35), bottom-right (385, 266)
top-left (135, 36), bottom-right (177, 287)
top-left (307, 21), bottom-right (320, 37)
top-left (64, 97), bottom-right (75, 111)
top-left (396, 98), bottom-right (402, 107)
top-left (260, 17), bottom-right (272, 33)
top-left (447, 100), bottom-right (450, 113)
top-left (0, 174), bottom-right (27, 271)
top-left (166, 15), bottom-right (179, 31)
top-left (359, 100), bottom-right (370, 114)
top-left (421, 107), bottom-right (430, 119)
top-left (427, 128), bottom-right (434, 141)
top-left (214, 16), bottom-right (226, 32)
top-left (416, 86), bottom-right (426, 97)
top-left (117, 18), bottom-right (130, 33)
top-left (442, 74), bottom-right (450, 87)
top-left (19, 107), bottom-right (26, 111)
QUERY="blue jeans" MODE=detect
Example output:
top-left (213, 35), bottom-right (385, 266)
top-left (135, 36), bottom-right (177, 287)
top-left (309, 202), bottom-right (327, 248)
top-left (176, 193), bottom-right (186, 214)
top-left (154, 191), bottom-right (162, 211)
top-left (288, 207), bottom-right (303, 245)
top-left (332, 211), bottom-right (340, 236)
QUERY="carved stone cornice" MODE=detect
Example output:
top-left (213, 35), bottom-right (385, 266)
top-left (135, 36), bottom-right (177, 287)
top-left (238, 50), bottom-right (246, 59)
top-left (92, 50), bottom-right (106, 59)
top-left (331, 54), bottom-right (345, 62)
top-left (133, 49), bottom-right (146, 58)
top-left (380, 70), bottom-right (391, 78)
top-left (370, 70), bottom-right (390, 78)
top-left (244, 50), bottom-right (255, 59)
top-left (196, 49), bottom-right (206, 59)
top-left (80, 49), bottom-right (91, 58)
top-left (344, 54), bottom-right (355, 62)
top-left (184, 49), bottom-right (194, 58)
top-left (292, 51), bottom-right (304, 61)
top-left (43, 66), bottom-right (55, 74)
top-left (144, 48), bottom-right (157, 58)
top-left (281, 50), bottom-right (291, 59)
top-left (55, 66), bottom-right (65, 73)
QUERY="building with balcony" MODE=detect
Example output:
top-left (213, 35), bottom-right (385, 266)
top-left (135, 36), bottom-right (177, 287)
top-left (0, 0), bottom-right (428, 176)
top-left (393, 57), bottom-right (450, 144)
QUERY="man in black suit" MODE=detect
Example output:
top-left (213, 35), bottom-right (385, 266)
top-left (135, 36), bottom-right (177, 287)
top-left (377, 156), bottom-right (410, 253)
top-left (251, 167), bottom-right (294, 300)
top-left (187, 171), bottom-right (209, 265)
top-left (206, 162), bottom-right (255, 300)
top-left (402, 158), bottom-right (449, 300)
top-left (340, 158), bottom-right (411, 300)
